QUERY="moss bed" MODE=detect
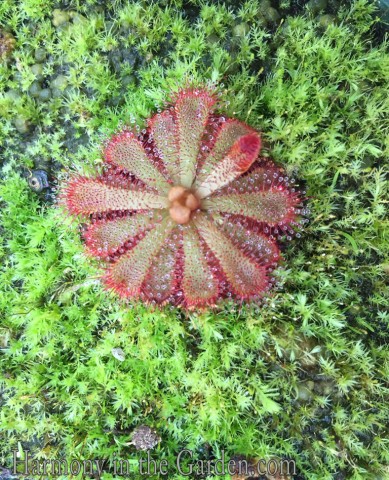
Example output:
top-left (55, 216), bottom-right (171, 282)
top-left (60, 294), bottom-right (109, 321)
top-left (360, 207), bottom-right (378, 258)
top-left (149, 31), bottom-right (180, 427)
top-left (0, 1), bottom-right (388, 479)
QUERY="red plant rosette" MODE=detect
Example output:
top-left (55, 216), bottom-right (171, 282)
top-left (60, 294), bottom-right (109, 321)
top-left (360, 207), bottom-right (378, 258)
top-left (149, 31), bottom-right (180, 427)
top-left (63, 87), bottom-right (303, 308)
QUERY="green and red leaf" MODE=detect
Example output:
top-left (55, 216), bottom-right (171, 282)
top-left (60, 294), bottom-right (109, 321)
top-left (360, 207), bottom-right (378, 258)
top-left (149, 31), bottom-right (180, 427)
top-left (104, 130), bottom-right (171, 193)
top-left (174, 88), bottom-right (217, 188)
top-left (194, 213), bottom-right (270, 299)
top-left (181, 224), bottom-right (219, 307)
top-left (105, 217), bottom-right (175, 298)
top-left (65, 177), bottom-right (169, 216)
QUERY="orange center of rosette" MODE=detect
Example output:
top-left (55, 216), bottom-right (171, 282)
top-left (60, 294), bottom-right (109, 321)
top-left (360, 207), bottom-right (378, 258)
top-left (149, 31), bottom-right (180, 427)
top-left (168, 186), bottom-right (201, 224)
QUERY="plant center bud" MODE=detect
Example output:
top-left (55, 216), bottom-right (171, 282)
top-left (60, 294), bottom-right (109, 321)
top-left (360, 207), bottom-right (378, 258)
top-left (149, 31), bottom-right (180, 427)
top-left (168, 186), bottom-right (200, 224)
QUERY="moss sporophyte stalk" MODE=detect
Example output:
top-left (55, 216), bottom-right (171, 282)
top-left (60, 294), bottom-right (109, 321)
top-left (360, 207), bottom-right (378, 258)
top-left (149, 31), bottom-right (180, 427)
top-left (62, 86), bottom-right (304, 308)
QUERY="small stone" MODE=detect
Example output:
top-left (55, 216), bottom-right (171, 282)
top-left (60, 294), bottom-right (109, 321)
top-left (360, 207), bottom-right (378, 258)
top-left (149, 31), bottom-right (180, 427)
top-left (52, 9), bottom-right (70, 27)
top-left (35, 48), bottom-right (47, 62)
top-left (69, 12), bottom-right (87, 25)
top-left (206, 34), bottom-right (219, 46)
top-left (38, 88), bottom-right (52, 101)
top-left (28, 169), bottom-right (49, 193)
top-left (258, 0), bottom-right (272, 8)
top-left (255, 15), bottom-right (268, 28)
top-left (264, 7), bottom-right (281, 23)
top-left (31, 63), bottom-right (44, 81)
top-left (306, 381), bottom-right (315, 391)
top-left (121, 74), bottom-right (136, 86)
top-left (51, 74), bottom-right (68, 90)
top-left (51, 87), bottom-right (62, 98)
top-left (306, 0), bottom-right (328, 14)
top-left (29, 80), bottom-right (42, 98)
top-left (296, 383), bottom-right (313, 402)
top-left (14, 116), bottom-right (30, 134)
top-left (130, 425), bottom-right (161, 451)
top-left (320, 381), bottom-right (334, 396)
top-left (233, 23), bottom-right (249, 38)
top-left (111, 347), bottom-right (125, 361)
top-left (13, 71), bottom-right (23, 83)
top-left (318, 14), bottom-right (336, 28)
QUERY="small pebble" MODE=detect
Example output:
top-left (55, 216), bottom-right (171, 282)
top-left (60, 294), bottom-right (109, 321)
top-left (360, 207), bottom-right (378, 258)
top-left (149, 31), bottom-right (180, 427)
top-left (38, 88), bottom-right (52, 101)
top-left (233, 23), bottom-right (249, 38)
top-left (111, 347), bottom-right (126, 361)
top-left (29, 80), bottom-right (42, 98)
top-left (51, 74), bottom-right (68, 90)
top-left (320, 381), bottom-right (334, 396)
top-left (259, 0), bottom-right (272, 8)
top-left (70, 12), bottom-right (87, 25)
top-left (121, 74), bottom-right (136, 86)
top-left (206, 33), bottom-right (219, 46)
top-left (264, 7), bottom-right (281, 23)
top-left (52, 9), bottom-right (70, 27)
top-left (307, 0), bottom-right (328, 14)
top-left (256, 15), bottom-right (268, 28)
top-left (34, 48), bottom-right (47, 62)
top-left (28, 169), bottom-right (49, 193)
top-left (13, 71), bottom-right (23, 83)
top-left (51, 87), bottom-right (62, 98)
top-left (31, 63), bottom-right (44, 81)
top-left (297, 383), bottom-right (313, 402)
top-left (14, 116), bottom-right (30, 134)
top-left (318, 14), bottom-right (336, 28)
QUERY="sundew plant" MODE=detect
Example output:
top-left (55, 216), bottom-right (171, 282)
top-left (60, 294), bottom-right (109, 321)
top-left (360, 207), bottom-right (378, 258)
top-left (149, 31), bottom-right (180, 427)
top-left (0, 1), bottom-right (388, 480)
top-left (62, 85), bottom-right (304, 309)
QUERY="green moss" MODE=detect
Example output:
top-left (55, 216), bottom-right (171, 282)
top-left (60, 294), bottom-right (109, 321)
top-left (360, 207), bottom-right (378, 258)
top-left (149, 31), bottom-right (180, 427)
top-left (0, 1), bottom-right (388, 479)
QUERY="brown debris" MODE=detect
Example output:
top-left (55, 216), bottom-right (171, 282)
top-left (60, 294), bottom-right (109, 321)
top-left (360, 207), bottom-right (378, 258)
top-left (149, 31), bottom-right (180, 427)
top-left (0, 30), bottom-right (16, 60)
